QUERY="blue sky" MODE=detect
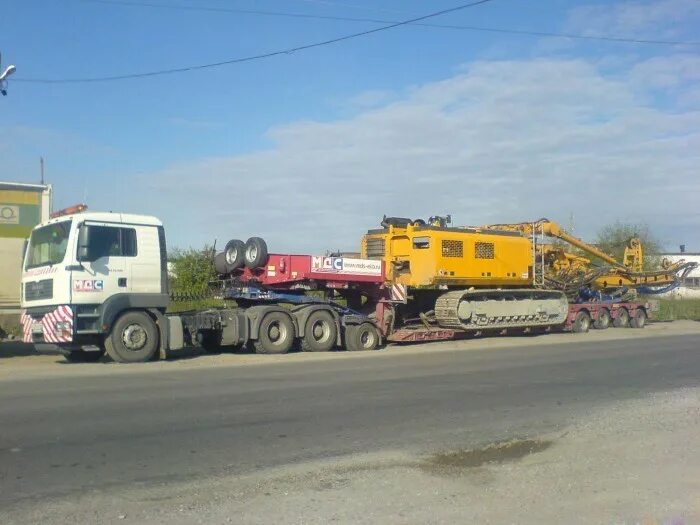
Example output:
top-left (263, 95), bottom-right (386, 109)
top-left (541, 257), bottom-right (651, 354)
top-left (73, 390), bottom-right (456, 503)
top-left (2, 0), bottom-right (699, 253)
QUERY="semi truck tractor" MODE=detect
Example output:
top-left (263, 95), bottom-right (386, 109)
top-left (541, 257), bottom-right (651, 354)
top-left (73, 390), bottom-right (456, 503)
top-left (19, 210), bottom-right (695, 363)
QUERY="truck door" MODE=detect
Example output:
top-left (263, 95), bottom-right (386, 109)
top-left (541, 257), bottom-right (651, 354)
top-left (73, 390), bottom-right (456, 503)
top-left (73, 223), bottom-right (136, 304)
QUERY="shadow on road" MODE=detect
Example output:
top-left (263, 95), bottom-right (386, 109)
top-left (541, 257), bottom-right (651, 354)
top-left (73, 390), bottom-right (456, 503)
top-left (0, 340), bottom-right (261, 364)
top-left (0, 341), bottom-right (40, 359)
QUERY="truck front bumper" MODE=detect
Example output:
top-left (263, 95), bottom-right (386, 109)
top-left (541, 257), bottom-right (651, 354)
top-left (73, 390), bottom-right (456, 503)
top-left (20, 306), bottom-right (74, 344)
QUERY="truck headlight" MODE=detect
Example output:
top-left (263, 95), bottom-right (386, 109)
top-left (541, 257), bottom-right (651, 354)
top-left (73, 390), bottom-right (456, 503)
top-left (55, 321), bottom-right (71, 332)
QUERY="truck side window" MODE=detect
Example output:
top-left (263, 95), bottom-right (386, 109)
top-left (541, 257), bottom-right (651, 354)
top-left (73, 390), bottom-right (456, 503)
top-left (87, 226), bottom-right (138, 259)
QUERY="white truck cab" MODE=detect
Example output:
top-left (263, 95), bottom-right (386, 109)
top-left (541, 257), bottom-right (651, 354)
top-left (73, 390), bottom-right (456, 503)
top-left (20, 211), bottom-right (169, 362)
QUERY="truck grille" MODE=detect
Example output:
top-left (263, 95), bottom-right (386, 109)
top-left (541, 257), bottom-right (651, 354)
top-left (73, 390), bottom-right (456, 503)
top-left (24, 279), bottom-right (54, 301)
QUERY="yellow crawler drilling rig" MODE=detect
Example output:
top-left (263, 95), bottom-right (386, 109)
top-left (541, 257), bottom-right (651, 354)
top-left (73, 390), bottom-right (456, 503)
top-left (361, 215), bottom-right (695, 334)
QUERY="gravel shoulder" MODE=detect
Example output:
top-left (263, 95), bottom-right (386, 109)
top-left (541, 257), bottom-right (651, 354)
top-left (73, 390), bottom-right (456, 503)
top-left (4, 387), bottom-right (698, 525)
top-left (1, 320), bottom-right (699, 382)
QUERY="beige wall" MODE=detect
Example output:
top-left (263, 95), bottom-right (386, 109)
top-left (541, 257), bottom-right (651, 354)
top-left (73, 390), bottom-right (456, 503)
top-left (0, 237), bottom-right (26, 310)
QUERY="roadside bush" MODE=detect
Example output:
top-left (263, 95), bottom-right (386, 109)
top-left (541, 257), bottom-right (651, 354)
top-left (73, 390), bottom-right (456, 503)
top-left (168, 246), bottom-right (217, 298)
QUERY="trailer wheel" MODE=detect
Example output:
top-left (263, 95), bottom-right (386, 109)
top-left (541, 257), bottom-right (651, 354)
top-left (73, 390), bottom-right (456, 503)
top-left (594, 308), bottom-right (611, 330)
top-left (224, 239), bottom-right (246, 272)
top-left (105, 311), bottom-right (159, 363)
top-left (345, 323), bottom-right (379, 351)
top-left (300, 310), bottom-right (337, 352)
top-left (253, 311), bottom-right (294, 354)
top-left (214, 252), bottom-right (228, 275)
top-left (572, 311), bottom-right (591, 333)
top-left (630, 308), bottom-right (647, 329)
top-left (244, 237), bottom-right (268, 269)
top-left (614, 307), bottom-right (630, 328)
top-left (64, 348), bottom-right (105, 363)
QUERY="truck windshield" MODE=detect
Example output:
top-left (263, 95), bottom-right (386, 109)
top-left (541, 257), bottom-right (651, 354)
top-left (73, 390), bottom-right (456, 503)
top-left (25, 220), bottom-right (72, 269)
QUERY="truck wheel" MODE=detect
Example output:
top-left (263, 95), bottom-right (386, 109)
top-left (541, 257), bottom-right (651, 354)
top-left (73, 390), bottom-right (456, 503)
top-left (224, 239), bottom-right (246, 272)
top-left (300, 310), bottom-right (337, 352)
top-left (572, 311), bottom-right (591, 333)
top-left (345, 323), bottom-right (379, 351)
top-left (64, 349), bottom-right (105, 363)
top-left (594, 308), bottom-right (611, 330)
top-left (253, 311), bottom-right (294, 354)
top-left (630, 308), bottom-right (647, 329)
top-left (105, 311), bottom-right (159, 363)
top-left (614, 307), bottom-right (630, 328)
top-left (244, 237), bottom-right (268, 269)
top-left (214, 252), bottom-right (228, 275)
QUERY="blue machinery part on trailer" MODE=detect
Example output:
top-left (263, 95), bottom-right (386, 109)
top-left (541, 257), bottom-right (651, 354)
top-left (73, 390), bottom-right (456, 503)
top-left (635, 282), bottom-right (680, 295)
top-left (223, 286), bottom-right (365, 317)
top-left (576, 287), bottom-right (628, 303)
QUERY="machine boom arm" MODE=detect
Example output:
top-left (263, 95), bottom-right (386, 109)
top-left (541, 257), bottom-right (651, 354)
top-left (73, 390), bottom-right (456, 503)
top-left (482, 219), bottom-right (624, 268)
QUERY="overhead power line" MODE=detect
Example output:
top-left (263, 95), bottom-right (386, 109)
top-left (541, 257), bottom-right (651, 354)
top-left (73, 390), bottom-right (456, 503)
top-left (80, 0), bottom-right (700, 47)
top-left (16, 0), bottom-right (496, 83)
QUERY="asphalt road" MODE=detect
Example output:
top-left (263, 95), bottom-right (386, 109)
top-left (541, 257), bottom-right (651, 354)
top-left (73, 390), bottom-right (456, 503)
top-left (1, 332), bottom-right (699, 512)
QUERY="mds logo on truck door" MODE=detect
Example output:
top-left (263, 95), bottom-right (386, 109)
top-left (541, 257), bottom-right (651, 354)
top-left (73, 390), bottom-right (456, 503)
top-left (73, 279), bottom-right (104, 292)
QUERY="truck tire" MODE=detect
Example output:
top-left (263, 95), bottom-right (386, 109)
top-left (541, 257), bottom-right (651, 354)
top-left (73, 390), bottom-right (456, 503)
top-left (224, 239), bottom-right (246, 272)
top-left (345, 323), bottom-right (379, 351)
top-left (214, 252), bottom-right (228, 275)
top-left (594, 308), bottom-right (611, 330)
top-left (244, 237), bottom-right (268, 269)
top-left (105, 311), bottom-right (159, 363)
top-left (572, 311), bottom-right (591, 333)
top-left (300, 310), bottom-right (337, 352)
top-left (630, 308), bottom-right (647, 329)
top-left (614, 307), bottom-right (630, 328)
top-left (253, 311), bottom-right (294, 354)
top-left (64, 348), bottom-right (105, 363)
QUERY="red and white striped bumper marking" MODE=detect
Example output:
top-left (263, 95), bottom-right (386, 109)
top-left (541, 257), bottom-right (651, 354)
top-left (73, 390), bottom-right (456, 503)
top-left (390, 284), bottom-right (407, 303)
top-left (21, 306), bottom-right (74, 344)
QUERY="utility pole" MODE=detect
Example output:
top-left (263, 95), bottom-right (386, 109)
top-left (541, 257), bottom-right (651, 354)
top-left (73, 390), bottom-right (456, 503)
top-left (40, 157), bottom-right (45, 185)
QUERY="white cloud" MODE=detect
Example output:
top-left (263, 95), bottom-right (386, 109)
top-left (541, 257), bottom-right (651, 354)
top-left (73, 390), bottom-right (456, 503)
top-left (566, 0), bottom-right (700, 39)
top-left (137, 56), bottom-right (700, 253)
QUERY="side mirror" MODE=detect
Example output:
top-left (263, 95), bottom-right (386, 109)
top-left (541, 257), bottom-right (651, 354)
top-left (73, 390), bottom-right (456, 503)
top-left (77, 224), bottom-right (90, 261)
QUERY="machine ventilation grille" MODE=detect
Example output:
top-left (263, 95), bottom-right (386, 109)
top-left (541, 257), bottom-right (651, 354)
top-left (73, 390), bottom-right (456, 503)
top-left (365, 238), bottom-right (386, 259)
top-left (442, 240), bottom-right (463, 258)
top-left (475, 242), bottom-right (495, 259)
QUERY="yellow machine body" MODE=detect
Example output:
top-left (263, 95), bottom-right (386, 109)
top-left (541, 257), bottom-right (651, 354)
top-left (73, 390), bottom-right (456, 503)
top-left (361, 223), bottom-right (533, 288)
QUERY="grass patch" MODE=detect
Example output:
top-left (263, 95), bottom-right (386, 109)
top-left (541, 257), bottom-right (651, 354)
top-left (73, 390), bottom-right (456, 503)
top-left (653, 299), bottom-right (700, 321)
